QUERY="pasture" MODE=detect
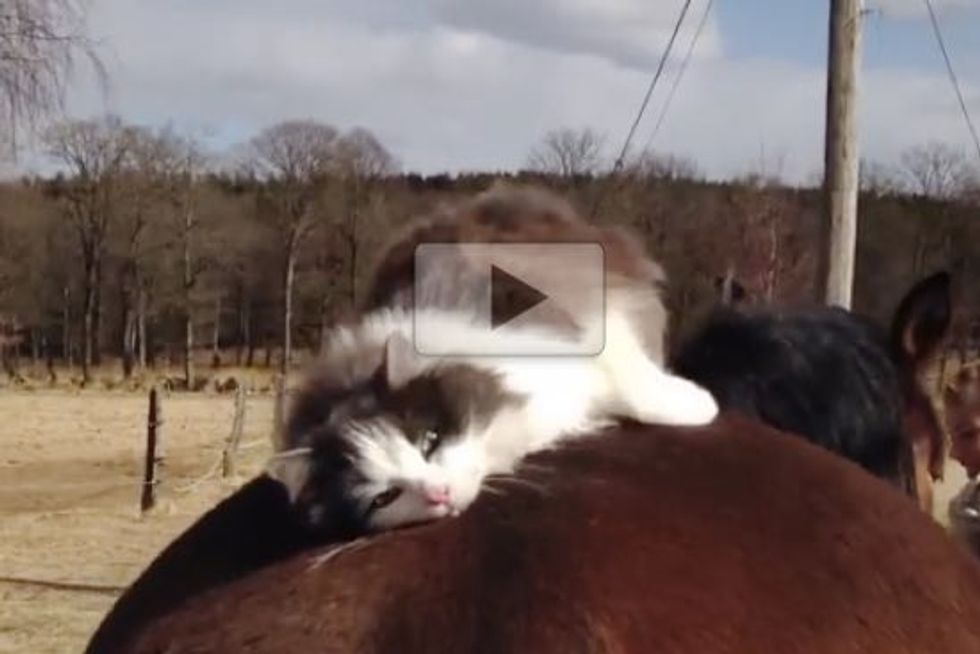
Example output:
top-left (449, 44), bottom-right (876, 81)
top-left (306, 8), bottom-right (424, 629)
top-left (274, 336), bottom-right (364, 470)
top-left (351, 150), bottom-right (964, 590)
top-left (0, 388), bottom-right (275, 654)
top-left (0, 370), bottom-right (973, 653)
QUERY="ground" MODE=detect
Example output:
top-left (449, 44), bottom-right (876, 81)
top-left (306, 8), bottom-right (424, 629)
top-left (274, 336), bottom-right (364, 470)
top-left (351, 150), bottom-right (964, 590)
top-left (0, 377), bottom-right (972, 653)
top-left (0, 388), bottom-right (275, 654)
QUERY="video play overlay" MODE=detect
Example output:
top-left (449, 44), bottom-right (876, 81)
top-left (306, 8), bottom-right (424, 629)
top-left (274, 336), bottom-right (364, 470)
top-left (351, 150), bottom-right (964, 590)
top-left (413, 243), bottom-right (605, 356)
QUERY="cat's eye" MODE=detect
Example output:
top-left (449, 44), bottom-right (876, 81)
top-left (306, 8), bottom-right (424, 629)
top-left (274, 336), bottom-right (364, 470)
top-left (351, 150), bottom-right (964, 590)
top-left (420, 429), bottom-right (442, 459)
top-left (368, 487), bottom-right (403, 513)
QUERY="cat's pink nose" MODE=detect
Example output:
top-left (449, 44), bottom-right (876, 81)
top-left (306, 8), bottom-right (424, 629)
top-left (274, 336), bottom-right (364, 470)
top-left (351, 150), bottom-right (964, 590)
top-left (424, 484), bottom-right (451, 506)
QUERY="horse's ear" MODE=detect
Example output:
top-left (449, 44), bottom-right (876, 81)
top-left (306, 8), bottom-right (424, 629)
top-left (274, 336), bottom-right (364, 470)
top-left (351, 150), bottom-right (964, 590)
top-left (265, 448), bottom-right (313, 503)
top-left (890, 271), bottom-right (952, 363)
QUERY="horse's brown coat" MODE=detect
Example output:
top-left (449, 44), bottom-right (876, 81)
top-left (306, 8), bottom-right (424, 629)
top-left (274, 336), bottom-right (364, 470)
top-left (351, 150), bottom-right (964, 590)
top-left (89, 414), bottom-right (980, 653)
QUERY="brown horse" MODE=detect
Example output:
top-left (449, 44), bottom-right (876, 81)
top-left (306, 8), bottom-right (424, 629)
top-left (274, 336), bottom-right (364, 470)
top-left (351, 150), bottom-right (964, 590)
top-left (88, 414), bottom-right (980, 653)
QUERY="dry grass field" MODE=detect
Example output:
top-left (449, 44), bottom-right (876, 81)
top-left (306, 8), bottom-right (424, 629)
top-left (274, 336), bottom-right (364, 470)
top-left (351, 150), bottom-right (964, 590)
top-left (0, 389), bottom-right (275, 654)
top-left (0, 365), bottom-right (973, 653)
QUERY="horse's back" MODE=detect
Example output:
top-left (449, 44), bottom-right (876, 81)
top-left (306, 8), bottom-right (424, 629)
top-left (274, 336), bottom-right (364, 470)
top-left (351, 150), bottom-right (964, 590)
top-left (94, 414), bottom-right (980, 653)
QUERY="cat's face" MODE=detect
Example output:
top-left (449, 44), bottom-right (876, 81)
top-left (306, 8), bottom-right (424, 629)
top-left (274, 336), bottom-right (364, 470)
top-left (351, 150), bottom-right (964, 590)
top-left (326, 363), bottom-right (520, 531)
top-left (338, 411), bottom-right (489, 530)
top-left (272, 338), bottom-right (523, 534)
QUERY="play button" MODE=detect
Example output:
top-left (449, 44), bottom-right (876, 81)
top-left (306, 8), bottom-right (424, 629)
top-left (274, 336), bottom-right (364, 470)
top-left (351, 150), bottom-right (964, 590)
top-left (413, 242), bottom-right (605, 356)
top-left (490, 265), bottom-right (548, 329)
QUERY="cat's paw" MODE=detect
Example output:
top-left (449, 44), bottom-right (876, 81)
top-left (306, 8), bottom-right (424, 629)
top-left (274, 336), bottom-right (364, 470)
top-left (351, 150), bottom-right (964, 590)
top-left (625, 376), bottom-right (719, 426)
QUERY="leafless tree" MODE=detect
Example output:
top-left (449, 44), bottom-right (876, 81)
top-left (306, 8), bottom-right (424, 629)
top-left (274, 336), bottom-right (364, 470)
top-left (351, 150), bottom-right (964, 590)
top-left (331, 127), bottom-right (397, 314)
top-left (897, 142), bottom-right (974, 276)
top-left (155, 128), bottom-right (206, 387)
top-left (900, 142), bottom-right (971, 200)
top-left (527, 127), bottom-right (605, 178)
top-left (0, 0), bottom-right (103, 152)
top-left (248, 120), bottom-right (337, 378)
top-left (859, 158), bottom-right (902, 196)
top-left (43, 115), bottom-right (129, 384)
top-left (113, 125), bottom-right (186, 378)
top-left (628, 148), bottom-right (701, 182)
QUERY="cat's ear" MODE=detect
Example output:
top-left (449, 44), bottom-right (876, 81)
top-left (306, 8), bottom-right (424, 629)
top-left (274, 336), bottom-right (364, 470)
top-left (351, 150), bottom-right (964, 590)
top-left (265, 447), bottom-right (313, 503)
top-left (382, 331), bottom-right (417, 389)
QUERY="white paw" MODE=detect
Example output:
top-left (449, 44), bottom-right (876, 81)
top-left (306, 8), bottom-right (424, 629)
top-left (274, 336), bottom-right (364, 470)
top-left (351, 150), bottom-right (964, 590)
top-left (625, 377), bottom-right (719, 426)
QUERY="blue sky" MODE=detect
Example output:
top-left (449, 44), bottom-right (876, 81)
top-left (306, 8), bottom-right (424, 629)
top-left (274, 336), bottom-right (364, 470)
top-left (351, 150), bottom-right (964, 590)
top-left (11, 0), bottom-right (980, 183)
top-left (720, 0), bottom-right (980, 70)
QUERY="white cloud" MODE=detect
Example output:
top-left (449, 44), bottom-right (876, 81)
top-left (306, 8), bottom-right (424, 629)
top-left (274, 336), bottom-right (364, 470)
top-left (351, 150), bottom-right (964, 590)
top-left (15, 0), bottom-right (977, 184)
top-left (432, 0), bottom-right (723, 70)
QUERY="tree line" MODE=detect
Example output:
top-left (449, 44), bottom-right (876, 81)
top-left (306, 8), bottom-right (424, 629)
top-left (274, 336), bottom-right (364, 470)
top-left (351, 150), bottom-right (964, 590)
top-left (0, 120), bottom-right (977, 387)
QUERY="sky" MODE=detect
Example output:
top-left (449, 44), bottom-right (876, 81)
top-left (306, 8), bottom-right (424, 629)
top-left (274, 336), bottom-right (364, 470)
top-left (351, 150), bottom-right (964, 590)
top-left (18, 0), bottom-right (980, 183)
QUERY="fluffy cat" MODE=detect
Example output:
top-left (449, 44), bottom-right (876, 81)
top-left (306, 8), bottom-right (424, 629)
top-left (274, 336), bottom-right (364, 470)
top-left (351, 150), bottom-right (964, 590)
top-left (266, 186), bottom-right (718, 537)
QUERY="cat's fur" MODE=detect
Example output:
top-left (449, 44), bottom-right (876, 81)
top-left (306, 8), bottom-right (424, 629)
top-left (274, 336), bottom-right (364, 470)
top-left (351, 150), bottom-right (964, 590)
top-left (267, 186), bottom-right (717, 535)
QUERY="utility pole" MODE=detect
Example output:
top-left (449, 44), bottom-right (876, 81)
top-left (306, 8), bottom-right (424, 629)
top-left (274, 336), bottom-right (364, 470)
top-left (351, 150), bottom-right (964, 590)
top-left (821, 0), bottom-right (863, 308)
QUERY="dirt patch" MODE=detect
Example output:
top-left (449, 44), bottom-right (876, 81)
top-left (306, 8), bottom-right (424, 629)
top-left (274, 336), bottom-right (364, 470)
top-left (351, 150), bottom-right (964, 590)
top-left (0, 391), bottom-right (275, 653)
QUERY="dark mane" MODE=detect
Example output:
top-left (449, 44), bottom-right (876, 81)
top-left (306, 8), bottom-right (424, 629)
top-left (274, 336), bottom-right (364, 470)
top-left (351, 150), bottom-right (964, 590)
top-left (672, 272), bottom-right (951, 509)
top-left (88, 415), bottom-right (980, 653)
top-left (672, 307), bottom-right (908, 485)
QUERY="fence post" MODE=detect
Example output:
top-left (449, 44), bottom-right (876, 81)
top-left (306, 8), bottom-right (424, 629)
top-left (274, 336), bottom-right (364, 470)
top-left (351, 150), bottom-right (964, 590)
top-left (271, 374), bottom-right (287, 450)
top-left (221, 386), bottom-right (247, 477)
top-left (140, 387), bottom-right (164, 513)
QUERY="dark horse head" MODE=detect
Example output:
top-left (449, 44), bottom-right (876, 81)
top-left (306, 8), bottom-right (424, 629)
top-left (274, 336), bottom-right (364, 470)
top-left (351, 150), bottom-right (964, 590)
top-left (674, 272), bottom-right (951, 512)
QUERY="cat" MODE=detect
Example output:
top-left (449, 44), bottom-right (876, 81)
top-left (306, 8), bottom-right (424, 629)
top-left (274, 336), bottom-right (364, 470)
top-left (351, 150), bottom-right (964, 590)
top-left (266, 185), bottom-right (718, 537)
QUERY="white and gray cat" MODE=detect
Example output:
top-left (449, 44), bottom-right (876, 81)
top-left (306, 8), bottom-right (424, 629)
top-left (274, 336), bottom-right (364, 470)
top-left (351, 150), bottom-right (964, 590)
top-left (266, 186), bottom-right (718, 537)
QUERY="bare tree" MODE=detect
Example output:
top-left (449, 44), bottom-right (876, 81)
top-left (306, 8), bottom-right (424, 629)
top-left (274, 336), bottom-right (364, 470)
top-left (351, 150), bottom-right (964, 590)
top-left (527, 127), bottom-right (605, 178)
top-left (859, 158), bottom-right (901, 196)
top-left (44, 115), bottom-right (129, 384)
top-left (154, 128), bottom-right (206, 387)
top-left (0, 0), bottom-right (103, 152)
top-left (900, 142), bottom-right (971, 199)
top-left (332, 127), bottom-right (396, 312)
top-left (112, 124), bottom-right (185, 378)
top-left (248, 120), bottom-right (336, 378)
top-left (628, 148), bottom-right (701, 182)
top-left (898, 142), bottom-right (974, 276)
top-left (111, 126), bottom-right (151, 378)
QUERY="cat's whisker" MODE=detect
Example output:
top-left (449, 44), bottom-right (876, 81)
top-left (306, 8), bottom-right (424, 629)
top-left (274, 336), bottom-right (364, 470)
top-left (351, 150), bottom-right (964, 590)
top-left (479, 483), bottom-right (507, 497)
top-left (485, 474), bottom-right (551, 496)
top-left (306, 536), bottom-right (369, 572)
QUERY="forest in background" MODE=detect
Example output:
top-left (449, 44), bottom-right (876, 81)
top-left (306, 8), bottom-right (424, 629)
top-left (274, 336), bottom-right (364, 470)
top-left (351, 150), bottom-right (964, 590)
top-left (0, 118), bottom-right (978, 388)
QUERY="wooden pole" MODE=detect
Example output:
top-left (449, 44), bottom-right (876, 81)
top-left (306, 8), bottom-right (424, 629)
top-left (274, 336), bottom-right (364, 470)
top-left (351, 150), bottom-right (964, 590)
top-left (821, 0), bottom-right (863, 308)
top-left (271, 374), bottom-right (287, 451)
top-left (140, 387), bottom-right (163, 513)
top-left (221, 386), bottom-right (247, 477)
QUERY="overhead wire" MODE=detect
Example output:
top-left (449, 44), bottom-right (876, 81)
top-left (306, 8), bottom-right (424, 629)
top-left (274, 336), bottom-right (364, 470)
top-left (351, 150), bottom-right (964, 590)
top-left (609, 0), bottom-right (695, 173)
top-left (642, 0), bottom-right (715, 153)
top-left (921, 0), bottom-right (980, 162)
top-left (590, 0), bottom-right (694, 217)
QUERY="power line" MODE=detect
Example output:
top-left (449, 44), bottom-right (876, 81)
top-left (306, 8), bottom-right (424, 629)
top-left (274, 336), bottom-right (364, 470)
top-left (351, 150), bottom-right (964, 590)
top-left (609, 0), bottom-right (695, 174)
top-left (643, 0), bottom-right (714, 153)
top-left (589, 0), bottom-right (694, 218)
top-left (922, 0), bottom-right (980, 163)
